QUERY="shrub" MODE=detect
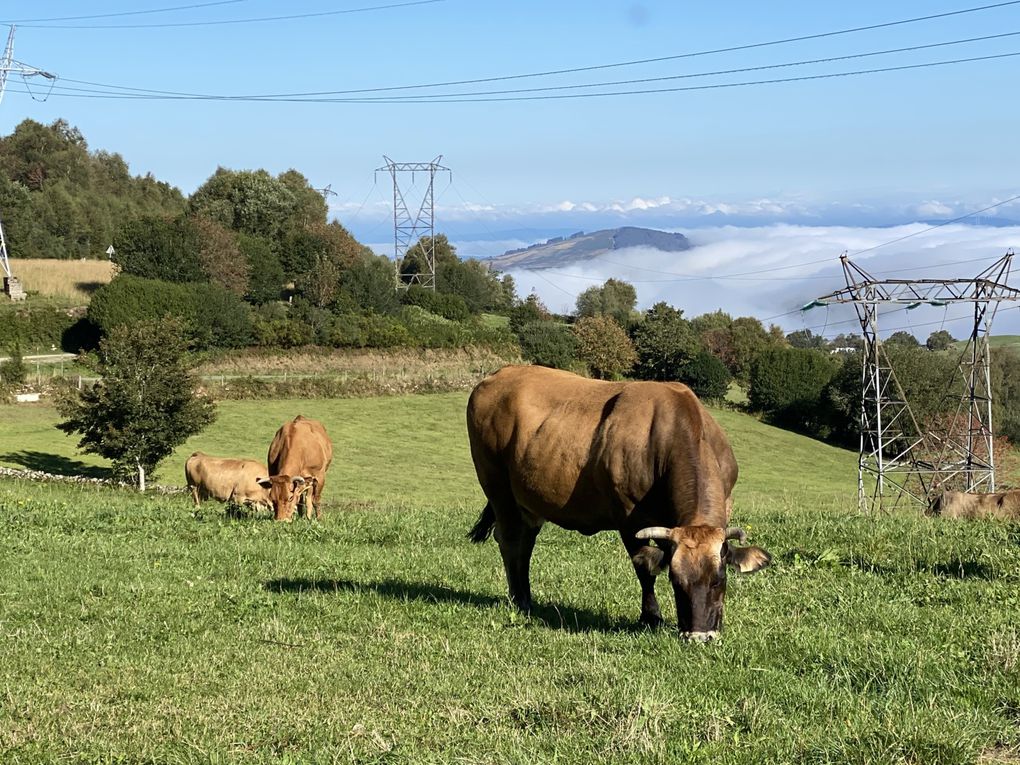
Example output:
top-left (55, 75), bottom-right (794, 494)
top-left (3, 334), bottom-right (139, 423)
top-left (682, 350), bottom-right (732, 401)
top-left (572, 315), bottom-right (636, 379)
top-left (402, 286), bottom-right (471, 322)
top-left (749, 347), bottom-right (838, 433)
top-left (253, 317), bottom-right (314, 348)
top-left (0, 343), bottom-right (26, 386)
top-left (517, 321), bottom-right (576, 370)
top-left (88, 274), bottom-right (252, 350)
top-left (0, 306), bottom-right (79, 353)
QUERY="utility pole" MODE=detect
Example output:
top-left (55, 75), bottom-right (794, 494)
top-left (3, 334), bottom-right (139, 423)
top-left (376, 156), bottom-right (450, 290)
top-left (0, 25), bottom-right (57, 300)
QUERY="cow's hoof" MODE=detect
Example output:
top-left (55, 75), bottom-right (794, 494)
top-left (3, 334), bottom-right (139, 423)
top-left (639, 613), bottom-right (664, 629)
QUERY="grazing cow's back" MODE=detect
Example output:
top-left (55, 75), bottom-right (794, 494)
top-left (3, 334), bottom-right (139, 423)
top-left (466, 365), bottom-right (768, 639)
top-left (936, 489), bottom-right (1020, 520)
top-left (262, 415), bottom-right (333, 521)
top-left (185, 452), bottom-right (270, 510)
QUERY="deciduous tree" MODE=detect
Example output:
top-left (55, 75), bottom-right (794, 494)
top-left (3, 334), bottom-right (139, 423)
top-left (56, 318), bottom-right (216, 490)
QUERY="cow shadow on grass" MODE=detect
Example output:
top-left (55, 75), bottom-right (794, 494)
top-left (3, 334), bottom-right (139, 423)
top-left (264, 576), bottom-right (644, 634)
top-left (1, 450), bottom-right (111, 479)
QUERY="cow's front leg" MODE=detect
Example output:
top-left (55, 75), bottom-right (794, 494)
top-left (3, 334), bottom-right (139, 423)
top-left (620, 531), bottom-right (667, 628)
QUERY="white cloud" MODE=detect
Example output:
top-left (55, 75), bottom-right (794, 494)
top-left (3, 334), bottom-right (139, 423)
top-left (504, 224), bottom-right (1020, 339)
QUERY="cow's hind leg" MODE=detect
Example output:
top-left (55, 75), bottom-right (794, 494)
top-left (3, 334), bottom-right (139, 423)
top-left (310, 477), bottom-right (324, 520)
top-left (494, 508), bottom-right (542, 614)
top-left (620, 531), bottom-right (667, 628)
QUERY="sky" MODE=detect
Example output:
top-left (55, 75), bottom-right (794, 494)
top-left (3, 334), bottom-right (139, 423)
top-left (1, 1), bottom-right (1019, 332)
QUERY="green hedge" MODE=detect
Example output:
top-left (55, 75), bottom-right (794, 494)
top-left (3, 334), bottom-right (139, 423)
top-left (88, 274), bottom-right (253, 349)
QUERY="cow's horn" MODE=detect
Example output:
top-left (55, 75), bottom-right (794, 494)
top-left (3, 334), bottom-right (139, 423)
top-left (725, 527), bottom-right (747, 544)
top-left (635, 526), bottom-right (674, 541)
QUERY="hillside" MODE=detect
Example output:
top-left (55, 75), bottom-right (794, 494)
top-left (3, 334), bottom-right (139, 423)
top-left (1, 393), bottom-right (1018, 762)
top-left (490, 226), bottom-right (691, 269)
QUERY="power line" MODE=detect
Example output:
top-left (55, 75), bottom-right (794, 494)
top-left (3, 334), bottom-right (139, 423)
top-left (310, 32), bottom-right (1020, 101)
top-left (6, 0), bottom-right (447, 29)
top-left (11, 49), bottom-right (1020, 104)
top-left (17, 1), bottom-right (1020, 100)
top-left (2, 0), bottom-right (255, 23)
top-left (323, 51), bottom-right (1020, 103)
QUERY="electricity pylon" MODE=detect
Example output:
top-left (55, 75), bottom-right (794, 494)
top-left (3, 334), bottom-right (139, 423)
top-left (811, 251), bottom-right (1020, 510)
top-left (377, 156), bottom-right (450, 290)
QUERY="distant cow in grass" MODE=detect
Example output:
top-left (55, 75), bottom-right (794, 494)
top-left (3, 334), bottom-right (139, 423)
top-left (185, 452), bottom-right (271, 513)
top-left (932, 489), bottom-right (1020, 520)
top-left (259, 415), bottom-right (333, 521)
top-left (466, 365), bottom-right (769, 641)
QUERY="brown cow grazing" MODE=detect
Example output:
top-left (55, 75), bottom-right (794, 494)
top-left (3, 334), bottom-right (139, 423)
top-left (466, 365), bottom-right (769, 640)
top-left (932, 489), bottom-right (1020, 520)
top-left (185, 452), bottom-right (271, 512)
top-left (259, 415), bottom-right (333, 521)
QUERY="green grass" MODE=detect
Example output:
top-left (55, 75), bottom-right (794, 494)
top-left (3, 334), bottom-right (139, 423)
top-left (1, 395), bottom-right (1019, 763)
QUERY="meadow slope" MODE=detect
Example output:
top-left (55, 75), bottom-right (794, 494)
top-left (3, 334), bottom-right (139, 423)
top-left (0, 394), bottom-right (1018, 763)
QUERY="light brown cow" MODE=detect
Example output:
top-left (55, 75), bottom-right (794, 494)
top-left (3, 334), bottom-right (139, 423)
top-left (185, 452), bottom-right (271, 512)
top-left (259, 415), bottom-right (333, 521)
top-left (932, 489), bottom-right (1020, 520)
top-left (466, 365), bottom-right (769, 640)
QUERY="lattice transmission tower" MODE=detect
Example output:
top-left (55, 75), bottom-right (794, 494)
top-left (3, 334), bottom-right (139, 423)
top-left (0, 25), bottom-right (57, 301)
top-left (376, 156), bottom-right (449, 289)
top-left (811, 251), bottom-right (1020, 510)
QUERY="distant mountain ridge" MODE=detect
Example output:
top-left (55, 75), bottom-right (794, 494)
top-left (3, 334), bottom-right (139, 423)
top-left (490, 226), bottom-right (691, 269)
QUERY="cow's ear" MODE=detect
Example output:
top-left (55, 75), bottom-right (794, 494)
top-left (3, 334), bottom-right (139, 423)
top-left (256, 477), bottom-right (271, 489)
top-left (725, 544), bottom-right (771, 574)
top-left (632, 545), bottom-right (667, 575)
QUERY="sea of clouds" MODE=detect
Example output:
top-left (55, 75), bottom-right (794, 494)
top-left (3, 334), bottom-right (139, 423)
top-left (496, 223), bottom-right (1020, 339)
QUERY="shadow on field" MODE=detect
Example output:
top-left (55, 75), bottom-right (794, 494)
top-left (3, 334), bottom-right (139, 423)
top-left (74, 281), bottom-right (106, 295)
top-left (265, 577), bottom-right (643, 634)
top-left (1, 450), bottom-right (111, 479)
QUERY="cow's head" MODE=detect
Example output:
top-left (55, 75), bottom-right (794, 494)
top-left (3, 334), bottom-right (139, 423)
top-left (634, 525), bottom-right (769, 640)
top-left (256, 475), bottom-right (315, 521)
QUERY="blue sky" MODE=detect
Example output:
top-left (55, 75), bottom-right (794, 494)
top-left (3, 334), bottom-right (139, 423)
top-left (1, 0), bottom-right (1018, 219)
top-left (2, 0), bottom-right (1020, 332)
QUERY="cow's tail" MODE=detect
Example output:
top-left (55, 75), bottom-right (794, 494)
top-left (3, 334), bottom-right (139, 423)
top-left (467, 502), bottom-right (496, 543)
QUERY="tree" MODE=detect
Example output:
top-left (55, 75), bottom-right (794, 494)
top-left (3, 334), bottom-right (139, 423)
top-left (632, 302), bottom-right (700, 381)
top-left (56, 318), bottom-right (216, 490)
top-left (509, 294), bottom-right (552, 335)
top-left (240, 235), bottom-right (284, 304)
top-left (926, 330), bottom-right (955, 351)
top-left (575, 278), bottom-right (638, 327)
top-left (786, 329), bottom-right (827, 349)
top-left (886, 331), bottom-right (919, 348)
top-left (339, 253), bottom-right (399, 314)
top-left (192, 215), bottom-right (249, 296)
top-left (573, 315), bottom-right (637, 379)
top-left (189, 168), bottom-right (301, 240)
top-left (113, 216), bottom-right (204, 283)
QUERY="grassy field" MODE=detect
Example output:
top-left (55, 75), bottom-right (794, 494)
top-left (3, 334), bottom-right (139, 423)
top-left (1, 395), bottom-right (1018, 763)
top-left (8, 258), bottom-right (115, 301)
